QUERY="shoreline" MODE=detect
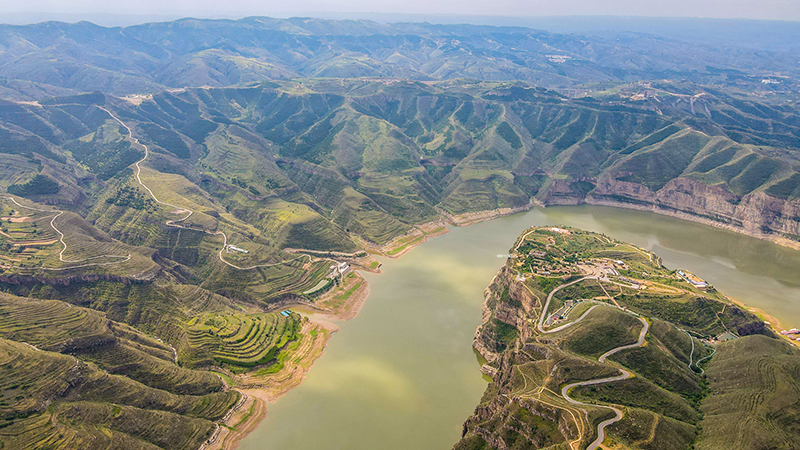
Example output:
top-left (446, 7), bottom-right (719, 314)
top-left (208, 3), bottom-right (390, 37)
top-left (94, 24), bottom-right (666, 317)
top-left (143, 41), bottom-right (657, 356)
top-left (359, 218), bottom-right (450, 259)
top-left (208, 319), bottom-right (335, 450)
top-left (583, 197), bottom-right (800, 252)
top-left (207, 273), bottom-right (369, 450)
top-left (211, 199), bottom-right (800, 449)
top-left (722, 293), bottom-right (798, 346)
top-left (361, 205), bottom-right (534, 259)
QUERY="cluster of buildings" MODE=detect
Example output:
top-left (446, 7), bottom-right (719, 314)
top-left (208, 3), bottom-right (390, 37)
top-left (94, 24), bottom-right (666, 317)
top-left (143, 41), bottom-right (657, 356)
top-left (781, 329), bottom-right (800, 341)
top-left (545, 300), bottom-right (578, 327)
top-left (677, 269), bottom-right (709, 290)
top-left (327, 261), bottom-right (350, 280)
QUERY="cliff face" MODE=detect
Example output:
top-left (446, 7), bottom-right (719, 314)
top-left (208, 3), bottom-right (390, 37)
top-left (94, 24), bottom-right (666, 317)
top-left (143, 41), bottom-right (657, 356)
top-left (455, 226), bottom-right (782, 450)
top-left (539, 176), bottom-right (800, 247)
top-left (473, 264), bottom-right (539, 364)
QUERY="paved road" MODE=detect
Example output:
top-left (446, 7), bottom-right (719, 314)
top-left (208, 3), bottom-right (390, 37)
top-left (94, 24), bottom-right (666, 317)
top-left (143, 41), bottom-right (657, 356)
top-left (560, 317), bottom-right (649, 450)
top-left (534, 276), bottom-right (650, 449)
top-left (537, 276), bottom-right (596, 333)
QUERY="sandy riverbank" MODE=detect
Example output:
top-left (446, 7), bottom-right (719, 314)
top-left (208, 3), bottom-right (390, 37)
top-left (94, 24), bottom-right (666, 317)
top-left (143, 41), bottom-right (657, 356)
top-left (207, 318), bottom-right (335, 450)
top-left (206, 272), bottom-right (370, 450)
top-left (357, 218), bottom-right (449, 259)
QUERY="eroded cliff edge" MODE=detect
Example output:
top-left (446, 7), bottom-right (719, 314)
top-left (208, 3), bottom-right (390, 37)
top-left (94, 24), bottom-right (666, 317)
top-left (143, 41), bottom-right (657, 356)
top-left (539, 176), bottom-right (800, 250)
top-left (455, 226), bottom-right (800, 450)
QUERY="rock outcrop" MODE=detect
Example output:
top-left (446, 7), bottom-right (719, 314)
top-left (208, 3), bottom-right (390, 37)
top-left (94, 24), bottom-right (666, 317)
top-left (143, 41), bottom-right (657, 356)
top-left (539, 176), bottom-right (800, 249)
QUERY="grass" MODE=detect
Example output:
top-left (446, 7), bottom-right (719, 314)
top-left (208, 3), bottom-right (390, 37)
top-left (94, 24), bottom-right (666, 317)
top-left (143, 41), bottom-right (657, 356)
top-left (459, 226), bottom-right (796, 450)
top-left (0, 294), bottom-right (224, 396)
top-left (695, 335), bottom-right (800, 449)
top-left (184, 311), bottom-right (301, 371)
top-left (557, 306), bottom-right (643, 357)
top-left (0, 337), bottom-right (237, 450)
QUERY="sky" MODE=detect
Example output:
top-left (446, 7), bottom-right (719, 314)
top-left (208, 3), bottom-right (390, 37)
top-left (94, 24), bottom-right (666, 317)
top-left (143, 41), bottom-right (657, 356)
top-left (2, 0), bottom-right (800, 24)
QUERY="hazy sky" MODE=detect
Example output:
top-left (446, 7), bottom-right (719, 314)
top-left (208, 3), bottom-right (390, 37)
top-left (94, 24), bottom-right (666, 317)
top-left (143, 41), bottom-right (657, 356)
top-left (3, 0), bottom-right (800, 22)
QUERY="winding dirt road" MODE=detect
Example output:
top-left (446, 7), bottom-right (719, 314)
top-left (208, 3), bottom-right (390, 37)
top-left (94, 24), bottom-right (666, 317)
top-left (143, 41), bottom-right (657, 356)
top-left (4, 106), bottom-right (324, 273)
top-left (3, 196), bottom-right (131, 270)
top-left (536, 276), bottom-right (650, 450)
top-left (537, 276), bottom-right (596, 333)
top-left (98, 106), bottom-right (316, 271)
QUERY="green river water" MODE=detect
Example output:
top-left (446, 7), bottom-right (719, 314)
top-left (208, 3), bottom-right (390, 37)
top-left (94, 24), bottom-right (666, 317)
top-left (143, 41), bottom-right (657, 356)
top-left (239, 205), bottom-right (800, 450)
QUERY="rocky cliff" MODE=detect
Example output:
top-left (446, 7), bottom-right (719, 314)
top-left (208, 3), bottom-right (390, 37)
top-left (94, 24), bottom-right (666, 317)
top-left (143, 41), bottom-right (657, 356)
top-left (538, 176), bottom-right (800, 250)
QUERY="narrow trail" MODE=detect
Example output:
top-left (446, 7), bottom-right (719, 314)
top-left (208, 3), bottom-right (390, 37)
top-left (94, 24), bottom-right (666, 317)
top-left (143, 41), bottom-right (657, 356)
top-left (3, 196), bottom-right (131, 271)
top-left (537, 276), bottom-right (596, 333)
top-left (535, 276), bottom-right (650, 450)
top-left (682, 329), bottom-right (696, 368)
top-left (680, 328), bottom-right (717, 375)
top-left (692, 344), bottom-right (717, 375)
top-left (3, 106), bottom-right (327, 273)
top-left (97, 106), bottom-right (318, 271)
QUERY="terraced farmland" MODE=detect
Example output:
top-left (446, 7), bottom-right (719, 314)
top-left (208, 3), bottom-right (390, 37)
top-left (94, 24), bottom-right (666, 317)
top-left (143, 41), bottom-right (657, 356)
top-left (0, 294), bottom-right (227, 395)
top-left (0, 337), bottom-right (238, 450)
top-left (185, 312), bottom-right (301, 371)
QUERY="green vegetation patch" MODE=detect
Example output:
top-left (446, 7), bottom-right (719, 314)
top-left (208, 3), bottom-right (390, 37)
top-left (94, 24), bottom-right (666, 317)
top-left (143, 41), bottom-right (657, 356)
top-left (185, 311), bottom-right (302, 371)
top-left (7, 174), bottom-right (60, 196)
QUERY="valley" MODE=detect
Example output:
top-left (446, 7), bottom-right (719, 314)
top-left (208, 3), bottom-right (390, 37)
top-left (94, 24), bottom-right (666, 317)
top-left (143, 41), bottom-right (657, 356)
top-left (0, 15), bottom-right (799, 450)
top-left (458, 225), bottom-right (800, 450)
top-left (237, 206), bottom-right (800, 450)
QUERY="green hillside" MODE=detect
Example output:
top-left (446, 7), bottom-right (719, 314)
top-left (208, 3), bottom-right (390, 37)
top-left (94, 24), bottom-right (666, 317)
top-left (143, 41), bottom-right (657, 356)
top-left (455, 227), bottom-right (797, 450)
top-left (0, 17), bottom-right (798, 450)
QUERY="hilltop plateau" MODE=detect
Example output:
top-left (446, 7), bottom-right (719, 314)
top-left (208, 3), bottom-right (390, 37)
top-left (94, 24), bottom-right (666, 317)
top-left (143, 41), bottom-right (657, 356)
top-left (456, 226), bottom-right (800, 450)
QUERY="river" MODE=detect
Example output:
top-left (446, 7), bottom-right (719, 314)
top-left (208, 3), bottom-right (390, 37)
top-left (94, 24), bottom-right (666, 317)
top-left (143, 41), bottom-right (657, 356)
top-left (239, 205), bottom-right (800, 450)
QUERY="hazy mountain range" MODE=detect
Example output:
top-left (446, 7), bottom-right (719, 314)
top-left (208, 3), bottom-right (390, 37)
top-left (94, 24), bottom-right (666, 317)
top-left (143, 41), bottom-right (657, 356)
top-left (1, 15), bottom-right (800, 450)
top-left (0, 17), bottom-right (797, 100)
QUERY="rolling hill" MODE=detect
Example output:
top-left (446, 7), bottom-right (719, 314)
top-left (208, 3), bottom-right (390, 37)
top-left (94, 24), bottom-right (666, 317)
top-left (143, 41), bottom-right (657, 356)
top-left (0, 17), bottom-right (797, 100)
top-left (0, 15), bottom-right (799, 450)
top-left (455, 227), bottom-right (799, 450)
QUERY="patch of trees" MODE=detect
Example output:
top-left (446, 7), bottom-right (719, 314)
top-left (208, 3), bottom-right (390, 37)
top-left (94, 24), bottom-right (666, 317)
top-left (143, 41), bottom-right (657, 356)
top-left (105, 186), bottom-right (156, 211)
top-left (7, 175), bottom-right (60, 196)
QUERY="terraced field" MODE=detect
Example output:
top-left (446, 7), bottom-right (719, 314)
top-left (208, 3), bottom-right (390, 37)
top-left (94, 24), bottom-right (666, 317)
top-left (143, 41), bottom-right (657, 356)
top-left (458, 227), bottom-right (789, 450)
top-left (0, 337), bottom-right (238, 450)
top-left (696, 335), bottom-right (800, 449)
top-left (0, 294), bottom-right (226, 395)
top-left (185, 312), bottom-right (301, 371)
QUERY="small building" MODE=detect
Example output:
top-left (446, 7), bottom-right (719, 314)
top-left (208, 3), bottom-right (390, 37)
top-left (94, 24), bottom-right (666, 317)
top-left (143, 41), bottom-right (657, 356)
top-left (603, 266), bottom-right (619, 277)
top-left (227, 245), bottom-right (249, 254)
top-left (328, 261), bottom-right (350, 279)
top-left (618, 277), bottom-right (644, 289)
top-left (677, 269), bottom-right (708, 289)
top-left (529, 250), bottom-right (547, 258)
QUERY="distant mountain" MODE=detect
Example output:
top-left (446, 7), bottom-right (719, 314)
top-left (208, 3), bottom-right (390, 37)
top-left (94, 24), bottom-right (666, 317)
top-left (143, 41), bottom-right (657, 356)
top-left (1, 16), bottom-right (800, 450)
top-left (0, 17), bottom-right (797, 100)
